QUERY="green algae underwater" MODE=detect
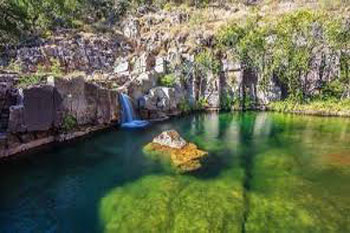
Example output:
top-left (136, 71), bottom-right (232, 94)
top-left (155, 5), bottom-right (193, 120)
top-left (100, 113), bottom-right (350, 233)
top-left (0, 112), bottom-right (350, 233)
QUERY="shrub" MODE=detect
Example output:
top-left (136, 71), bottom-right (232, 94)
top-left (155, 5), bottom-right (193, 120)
top-left (195, 97), bottom-right (208, 110)
top-left (159, 74), bottom-right (176, 87)
top-left (195, 50), bottom-right (221, 75)
top-left (7, 59), bottom-right (22, 73)
top-left (220, 93), bottom-right (237, 111)
top-left (217, 10), bottom-right (350, 102)
top-left (17, 74), bottom-right (44, 88)
top-left (50, 58), bottom-right (63, 76)
top-left (178, 98), bottom-right (191, 113)
top-left (62, 115), bottom-right (78, 132)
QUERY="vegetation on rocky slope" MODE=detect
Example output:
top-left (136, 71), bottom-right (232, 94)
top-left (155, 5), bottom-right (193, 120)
top-left (268, 98), bottom-right (350, 116)
top-left (2, 0), bottom-right (350, 114)
top-left (0, 0), bottom-right (227, 46)
top-left (217, 10), bottom-right (350, 102)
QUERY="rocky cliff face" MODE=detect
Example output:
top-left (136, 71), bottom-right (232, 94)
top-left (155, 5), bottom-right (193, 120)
top-left (0, 72), bottom-right (120, 157)
top-left (1, 32), bottom-right (131, 73)
top-left (0, 4), bottom-right (349, 156)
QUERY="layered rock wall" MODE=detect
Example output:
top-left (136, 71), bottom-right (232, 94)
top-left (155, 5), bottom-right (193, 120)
top-left (2, 32), bottom-right (131, 73)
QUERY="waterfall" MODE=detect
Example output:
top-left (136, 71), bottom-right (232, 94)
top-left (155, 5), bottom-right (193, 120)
top-left (121, 94), bottom-right (136, 123)
top-left (120, 94), bottom-right (149, 128)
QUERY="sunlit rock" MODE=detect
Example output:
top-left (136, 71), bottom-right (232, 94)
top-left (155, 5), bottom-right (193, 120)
top-left (143, 130), bottom-right (208, 172)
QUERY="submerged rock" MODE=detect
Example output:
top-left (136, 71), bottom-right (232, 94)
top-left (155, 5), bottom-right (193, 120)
top-left (144, 130), bottom-right (208, 172)
top-left (100, 174), bottom-right (244, 233)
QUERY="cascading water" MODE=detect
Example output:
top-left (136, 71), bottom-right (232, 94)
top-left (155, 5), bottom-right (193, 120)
top-left (120, 94), bottom-right (149, 128)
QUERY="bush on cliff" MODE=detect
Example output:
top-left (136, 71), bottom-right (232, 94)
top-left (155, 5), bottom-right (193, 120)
top-left (62, 115), bottom-right (78, 132)
top-left (217, 9), bottom-right (350, 103)
top-left (158, 74), bottom-right (176, 87)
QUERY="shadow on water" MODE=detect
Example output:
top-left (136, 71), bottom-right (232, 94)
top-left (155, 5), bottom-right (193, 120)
top-left (188, 150), bottom-right (229, 179)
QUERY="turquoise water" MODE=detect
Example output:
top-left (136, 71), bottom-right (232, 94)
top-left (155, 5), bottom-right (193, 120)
top-left (0, 112), bottom-right (349, 233)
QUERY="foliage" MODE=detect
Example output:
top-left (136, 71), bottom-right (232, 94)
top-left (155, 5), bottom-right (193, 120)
top-left (195, 50), bottom-right (221, 75)
top-left (7, 59), bottom-right (22, 73)
top-left (220, 93), bottom-right (238, 111)
top-left (268, 98), bottom-right (350, 115)
top-left (195, 97), bottom-right (208, 110)
top-left (0, 0), bottom-right (82, 45)
top-left (217, 10), bottom-right (350, 102)
top-left (320, 79), bottom-right (346, 99)
top-left (0, 0), bottom-right (130, 46)
top-left (319, 0), bottom-right (343, 9)
top-left (158, 74), bottom-right (176, 87)
top-left (49, 58), bottom-right (64, 75)
top-left (178, 97), bottom-right (192, 113)
top-left (62, 115), bottom-right (78, 131)
top-left (17, 74), bottom-right (44, 88)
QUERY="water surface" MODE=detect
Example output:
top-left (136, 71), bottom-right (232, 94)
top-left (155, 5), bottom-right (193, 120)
top-left (0, 112), bottom-right (349, 233)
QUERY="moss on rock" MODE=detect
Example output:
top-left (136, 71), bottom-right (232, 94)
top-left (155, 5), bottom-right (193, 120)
top-left (100, 174), bottom-right (245, 233)
top-left (143, 142), bottom-right (208, 173)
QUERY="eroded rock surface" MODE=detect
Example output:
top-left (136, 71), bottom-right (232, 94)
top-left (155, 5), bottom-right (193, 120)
top-left (152, 130), bottom-right (187, 149)
top-left (0, 73), bottom-right (121, 158)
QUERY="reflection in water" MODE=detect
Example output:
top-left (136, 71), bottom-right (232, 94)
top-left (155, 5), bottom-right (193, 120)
top-left (0, 113), bottom-right (350, 233)
top-left (100, 113), bottom-right (350, 233)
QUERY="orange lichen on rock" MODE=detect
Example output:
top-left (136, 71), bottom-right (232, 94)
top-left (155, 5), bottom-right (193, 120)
top-left (143, 130), bottom-right (208, 172)
top-left (325, 152), bottom-right (350, 167)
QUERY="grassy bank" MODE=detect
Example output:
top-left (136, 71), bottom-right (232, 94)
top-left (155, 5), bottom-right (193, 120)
top-left (268, 99), bottom-right (350, 117)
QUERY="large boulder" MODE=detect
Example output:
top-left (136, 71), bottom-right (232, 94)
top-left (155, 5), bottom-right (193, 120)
top-left (52, 76), bottom-right (120, 126)
top-left (143, 130), bottom-right (208, 173)
top-left (152, 130), bottom-right (187, 149)
top-left (142, 87), bottom-right (178, 111)
top-left (23, 85), bottom-right (56, 132)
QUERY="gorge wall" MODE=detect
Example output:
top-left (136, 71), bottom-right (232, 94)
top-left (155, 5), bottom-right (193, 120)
top-left (0, 3), bottom-right (349, 157)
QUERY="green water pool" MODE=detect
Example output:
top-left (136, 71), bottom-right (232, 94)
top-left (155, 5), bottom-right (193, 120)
top-left (0, 112), bottom-right (349, 233)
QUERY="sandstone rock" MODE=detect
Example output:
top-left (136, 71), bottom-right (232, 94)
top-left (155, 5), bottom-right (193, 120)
top-left (144, 130), bottom-right (208, 172)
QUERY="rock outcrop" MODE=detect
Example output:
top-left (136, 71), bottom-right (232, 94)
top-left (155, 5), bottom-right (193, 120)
top-left (3, 32), bottom-right (131, 73)
top-left (143, 130), bottom-right (208, 172)
top-left (152, 130), bottom-right (187, 149)
top-left (0, 72), bottom-right (120, 158)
